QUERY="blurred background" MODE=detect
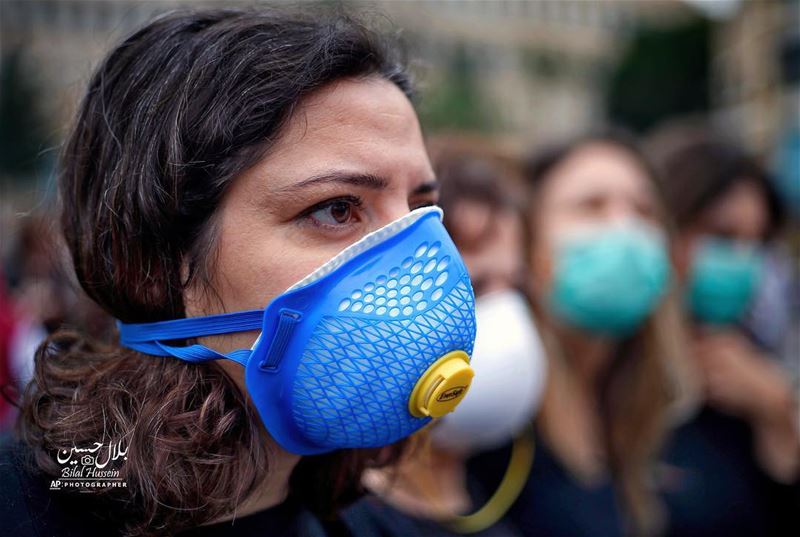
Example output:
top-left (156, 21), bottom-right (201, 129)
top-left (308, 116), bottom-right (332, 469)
top-left (0, 0), bottom-right (798, 421)
top-left (0, 4), bottom-right (798, 535)
top-left (2, 0), bottom-right (799, 184)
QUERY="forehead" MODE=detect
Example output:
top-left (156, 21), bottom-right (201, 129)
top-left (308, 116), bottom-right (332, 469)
top-left (700, 179), bottom-right (770, 238)
top-left (261, 77), bottom-right (432, 187)
top-left (540, 143), bottom-right (654, 204)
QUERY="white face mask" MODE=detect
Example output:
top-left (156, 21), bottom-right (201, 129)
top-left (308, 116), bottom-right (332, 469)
top-left (431, 289), bottom-right (547, 453)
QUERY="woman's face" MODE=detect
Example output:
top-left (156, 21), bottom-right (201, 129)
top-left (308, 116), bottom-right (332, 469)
top-left (529, 142), bottom-right (662, 295)
top-left (185, 77), bottom-right (437, 357)
top-left (674, 179), bottom-right (770, 279)
top-left (450, 202), bottom-right (524, 297)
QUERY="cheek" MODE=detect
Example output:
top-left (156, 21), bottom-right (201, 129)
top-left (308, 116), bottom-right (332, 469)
top-left (190, 212), bottom-right (338, 357)
top-left (460, 250), bottom-right (483, 283)
top-left (198, 209), bottom-right (329, 316)
top-left (214, 223), bottom-right (293, 312)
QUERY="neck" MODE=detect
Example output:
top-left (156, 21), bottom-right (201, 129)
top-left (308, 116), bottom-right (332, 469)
top-left (560, 327), bottom-right (616, 391)
top-left (211, 447), bottom-right (301, 523)
top-left (364, 444), bottom-right (470, 519)
top-left (209, 360), bottom-right (302, 523)
top-left (537, 324), bottom-right (616, 482)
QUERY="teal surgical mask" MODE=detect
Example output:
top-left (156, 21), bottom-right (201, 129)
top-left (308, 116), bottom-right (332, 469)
top-left (773, 125), bottom-right (800, 217)
top-left (687, 237), bottom-right (764, 325)
top-left (547, 222), bottom-right (671, 337)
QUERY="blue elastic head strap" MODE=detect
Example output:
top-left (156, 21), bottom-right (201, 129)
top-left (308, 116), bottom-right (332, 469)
top-left (117, 309), bottom-right (264, 365)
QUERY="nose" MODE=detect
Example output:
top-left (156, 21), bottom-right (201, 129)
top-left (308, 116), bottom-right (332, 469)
top-left (605, 200), bottom-right (640, 225)
top-left (381, 199), bottom-right (422, 230)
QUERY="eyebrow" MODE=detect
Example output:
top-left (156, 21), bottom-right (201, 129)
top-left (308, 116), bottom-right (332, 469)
top-left (274, 170), bottom-right (439, 196)
top-left (413, 181), bottom-right (439, 195)
top-left (275, 171), bottom-right (389, 194)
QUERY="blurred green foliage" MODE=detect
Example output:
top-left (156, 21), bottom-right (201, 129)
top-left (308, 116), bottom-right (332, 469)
top-left (606, 17), bottom-right (712, 133)
top-left (0, 48), bottom-right (49, 182)
top-left (418, 44), bottom-right (495, 133)
top-left (521, 48), bottom-right (566, 81)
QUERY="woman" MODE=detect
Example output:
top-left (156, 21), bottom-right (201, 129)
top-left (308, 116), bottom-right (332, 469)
top-left (656, 137), bottom-right (799, 537)
top-left (470, 132), bottom-right (695, 536)
top-left (347, 149), bottom-right (545, 537)
top-left (0, 8), bottom-right (477, 536)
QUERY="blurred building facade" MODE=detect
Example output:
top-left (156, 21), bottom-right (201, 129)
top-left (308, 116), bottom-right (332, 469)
top-left (712, 0), bottom-right (800, 154)
top-left (0, 0), bottom-right (796, 184)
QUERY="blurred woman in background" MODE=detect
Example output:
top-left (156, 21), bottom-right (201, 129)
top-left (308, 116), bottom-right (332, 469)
top-left (349, 148), bottom-right (546, 537)
top-left (656, 137), bottom-right (799, 537)
top-left (470, 132), bottom-right (695, 537)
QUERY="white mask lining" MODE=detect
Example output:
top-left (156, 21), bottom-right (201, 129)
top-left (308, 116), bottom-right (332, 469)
top-left (286, 206), bottom-right (443, 292)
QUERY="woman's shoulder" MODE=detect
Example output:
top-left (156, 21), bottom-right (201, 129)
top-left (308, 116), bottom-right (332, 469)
top-left (342, 495), bottom-right (420, 537)
top-left (343, 493), bottom-right (524, 537)
top-left (466, 431), bottom-right (627, 537)
top-left (0, 435), bottom-right (38, 536)
top-left (0, 436), bottom-right (338, 537)
top-left (176, 498), bottom-right (333, 537)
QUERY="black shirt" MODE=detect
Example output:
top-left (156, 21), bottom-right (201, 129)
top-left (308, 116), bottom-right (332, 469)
top-left (467, 429), bottom-right (626, 537)
top-left (342, 479), bottom-right (523, 537)
top-left (659, 406), bottom-right (800, 537)
top-left (0, 437), bottom-right (346, 537)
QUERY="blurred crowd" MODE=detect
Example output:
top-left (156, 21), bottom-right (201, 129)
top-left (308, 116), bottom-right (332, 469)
top-left (353, 125), bottom-right (800, 537)
top-left (2, 121), bottom-right (798, 535)
top-left (0, 1), bottom-right (798, 536)
top-left (0, 213), bottom-right (114, 428)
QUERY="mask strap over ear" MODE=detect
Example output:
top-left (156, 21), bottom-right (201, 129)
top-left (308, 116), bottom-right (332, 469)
top-left (117, 309), bottom-right (264, 366)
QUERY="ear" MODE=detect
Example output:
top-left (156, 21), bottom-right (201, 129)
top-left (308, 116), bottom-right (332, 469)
top-left (181, 258), bottom-right (202, 318)
top-left (180, 255), bottom-right (223, 318)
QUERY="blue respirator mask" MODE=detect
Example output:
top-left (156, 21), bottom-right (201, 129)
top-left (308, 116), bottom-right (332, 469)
top-left (118, 207), bottom-right (476, 455)
top-left (687, 237), bottom-right (764, 325)
top-left (547, 222), bottom-right (671, 337)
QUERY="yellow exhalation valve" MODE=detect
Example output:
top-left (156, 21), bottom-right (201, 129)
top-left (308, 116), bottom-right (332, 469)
top-left (408, 350), bottom-right (474, 418)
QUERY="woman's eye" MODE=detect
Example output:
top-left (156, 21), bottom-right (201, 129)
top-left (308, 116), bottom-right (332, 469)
top-left (575, 195), bottom-right (606, 214)
top-left (307, 198), bottom-right (361, 227)
top-left (632, 195), bottom-right (656, 217)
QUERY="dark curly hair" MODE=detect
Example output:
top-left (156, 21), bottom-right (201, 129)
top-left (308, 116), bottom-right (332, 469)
top-left (17, 7), bottom-right (411, 535)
